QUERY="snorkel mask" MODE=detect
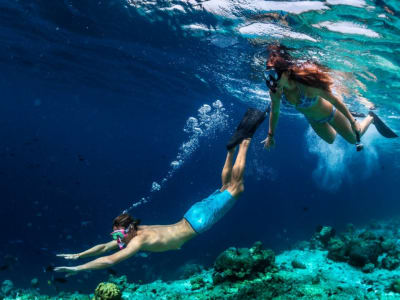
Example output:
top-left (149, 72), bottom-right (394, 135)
top-left (110, 225), bottom-right (132, 249)
top-left (263, 67), bottom-right (281, 93)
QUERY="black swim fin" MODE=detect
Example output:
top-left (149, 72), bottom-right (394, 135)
top-left (226, 108), bottom-right (266, 150)
top-left (369, 111), bottom-right (398, 138)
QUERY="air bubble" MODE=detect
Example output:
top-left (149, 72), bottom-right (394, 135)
top-left (122, 100), bottom-right (228, 212)
top-left (151, 182), bottom-right (161, 192)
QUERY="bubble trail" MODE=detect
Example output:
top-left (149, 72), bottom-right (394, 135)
top-left (123, 100), bottom-right (228, 213)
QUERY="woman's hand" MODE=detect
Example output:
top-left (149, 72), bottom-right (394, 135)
top-left (261, 136), bottom-right (275, 150)
top-left (57, 254), bottom-right (80, 260)
top-left (351, 120), bottom-right (361, 138)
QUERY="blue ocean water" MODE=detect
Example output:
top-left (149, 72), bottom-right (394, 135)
top-left (0, 0), bottom-right (399, 294)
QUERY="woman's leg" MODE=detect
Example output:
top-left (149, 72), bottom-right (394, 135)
top-left (329, 110), bottom-right (373, 144)
top-left (226, 138), bottom-right (251, 197)
top-left (358, 115), bottom-right (374, 136)
top-left (309, 121), bottom-right (337, 144)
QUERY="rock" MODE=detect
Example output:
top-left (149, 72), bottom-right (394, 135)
top-left (361, 263), bottom-right (375, 273)
top-left (212, 242), bottom-right (275, 284)
top-left (391, 279), bottom-right (400, 293)
top-left (30, 278), bottom-right (39, 288)
top-left (93, 282), bottom-right (122, 300)
top-left (327, 238), bottom-right (347, 262)
top-left (291, 259), bottom-right (306, 269)
top-left (358, 230), bottom-right (376, 240)
top-left (310, 225), bottom-right (336, 250)
top-left (108, 275), bottom-right (129, 290)
top-left (347, 237), bottom-right (382, 268)
top-left (381, 239), bottom-right (395, 252)
top-left (190, 276), bottom-right (205, 290)
top-left (1, 280), bottom-right (13, 296)
top-left (319, 226), bottom-right (336, 245)
top-left (381, 255), bottom-right (400, 270)
top-left (312, 275), bottom-right (320, 285)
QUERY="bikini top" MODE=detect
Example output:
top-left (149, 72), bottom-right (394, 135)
top-left (281, 84), bottom-right (318, 109)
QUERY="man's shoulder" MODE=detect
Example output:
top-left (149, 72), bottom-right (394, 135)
top-left (136, 228), bottom-right (156, 241)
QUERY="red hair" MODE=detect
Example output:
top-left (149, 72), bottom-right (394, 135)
top-left (267, 44), bottom-right (333, 91)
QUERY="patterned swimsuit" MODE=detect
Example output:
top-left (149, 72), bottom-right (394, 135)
top-left (282, 85), bottom-right (336, 124)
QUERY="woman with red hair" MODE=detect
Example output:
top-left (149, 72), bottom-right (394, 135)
top-left (262, 44), bottom-right (396, 150)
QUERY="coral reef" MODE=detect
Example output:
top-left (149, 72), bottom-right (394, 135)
top-left (5, 219), bottom-right (400, 299)
top-left (311, 221), bottom-right (400, 273)
top-left (1, 280), bottom-right (13, 297)
top-left (93, 283), bottom-right (121, 300)
top-left (212, 241), bottom-right (276, 283)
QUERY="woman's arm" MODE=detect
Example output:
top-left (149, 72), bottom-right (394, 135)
top-left (263, 91), bottom-right (281, 149)
top-left (57, 241), bottom-right (118, 260)
top-left (320, 89), bottom-right (357, 125)
top-left (269, 91), bottom-right (281, 135)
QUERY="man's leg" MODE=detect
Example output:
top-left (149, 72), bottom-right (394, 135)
top-left (221, 148), bottom-right (235, 191)
top-left (227, 138), bottom-right (251, 198)
top-left (183, 139), bottom-right (251, 234)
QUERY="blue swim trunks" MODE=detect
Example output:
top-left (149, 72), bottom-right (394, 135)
top-left (184, 189), bottom-right (236, 234)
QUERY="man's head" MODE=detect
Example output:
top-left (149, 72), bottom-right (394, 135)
top-left (111, 213), bottom-right (141, 249)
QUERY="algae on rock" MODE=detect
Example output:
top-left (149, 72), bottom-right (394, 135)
top-left (93, 282), bottom-right (121, 300)
top-left (213, 241), bottom-right (276, 283)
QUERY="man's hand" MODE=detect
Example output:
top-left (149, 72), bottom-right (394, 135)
top-left (57, 254), bottom-right (80, 260)
top-left (261, 136), bottom-right (275, 150)
top-left (54, 266), bottom-right (80, 277)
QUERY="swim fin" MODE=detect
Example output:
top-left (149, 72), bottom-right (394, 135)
top-left (369, 111), bottom-right (398, 138)
top-left (226, 108), bottom-right (266, 150)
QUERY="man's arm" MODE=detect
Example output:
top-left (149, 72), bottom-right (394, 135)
top-left (55, 237), bottom-right (143, 273)
top-left (78, 241), bottom-right (119, 258)
top-left (57, 241), bottom-right (119, 260)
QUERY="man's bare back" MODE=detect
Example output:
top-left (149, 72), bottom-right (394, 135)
top-left (137, 219), bottom-right (196, 252)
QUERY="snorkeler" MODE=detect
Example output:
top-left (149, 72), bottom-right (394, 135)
top-left (54, 108), bottom-right (266, 275)
top-left (262, 44), bottom-right (397, 151)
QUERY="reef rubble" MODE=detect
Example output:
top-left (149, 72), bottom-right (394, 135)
top-left (4, 219), bottom-right (400, 299)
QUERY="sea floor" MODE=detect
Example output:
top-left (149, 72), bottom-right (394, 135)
top-left (3, 218), bottom-right (400, 299)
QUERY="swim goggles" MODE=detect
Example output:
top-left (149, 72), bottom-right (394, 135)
top-left (110, 228), bottom-right (130, 249)
top-left (263, 67), bottom-right (280, 93)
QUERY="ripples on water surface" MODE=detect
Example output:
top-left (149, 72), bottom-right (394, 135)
top-left (1, 0), bottom-right (398, 138)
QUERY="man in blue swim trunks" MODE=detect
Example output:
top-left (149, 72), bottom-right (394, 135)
top-left (55, 109), bottom-right (266, 274)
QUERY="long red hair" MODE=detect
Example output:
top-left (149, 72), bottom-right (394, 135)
top-left (267, 44), bottom-right (333, 91)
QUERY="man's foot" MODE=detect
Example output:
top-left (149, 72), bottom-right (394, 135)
top-left (226, 108), bottom-right (266, 150)
top-left (368, 111), bottom-right (398, 138)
